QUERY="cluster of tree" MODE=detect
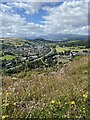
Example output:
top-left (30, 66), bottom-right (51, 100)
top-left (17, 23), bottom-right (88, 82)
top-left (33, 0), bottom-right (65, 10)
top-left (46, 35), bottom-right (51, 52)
top-left (2, 43), bottom-right (14, 49)
top-left (58, 40), bottom-right (88, 48)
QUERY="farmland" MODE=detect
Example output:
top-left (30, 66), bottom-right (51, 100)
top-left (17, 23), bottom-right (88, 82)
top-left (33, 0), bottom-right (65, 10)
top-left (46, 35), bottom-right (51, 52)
top-left (56, 46), bottom-right (89, 52)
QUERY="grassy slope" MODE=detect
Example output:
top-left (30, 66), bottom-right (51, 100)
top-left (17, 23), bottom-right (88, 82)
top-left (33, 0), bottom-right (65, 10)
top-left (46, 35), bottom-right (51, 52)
top-left (2, 55), bottom-right (88, 119)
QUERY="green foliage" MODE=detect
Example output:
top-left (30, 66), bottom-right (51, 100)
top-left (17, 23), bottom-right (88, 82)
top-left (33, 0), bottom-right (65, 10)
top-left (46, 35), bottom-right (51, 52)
top-left (58, 40), bottom-right (88, 47)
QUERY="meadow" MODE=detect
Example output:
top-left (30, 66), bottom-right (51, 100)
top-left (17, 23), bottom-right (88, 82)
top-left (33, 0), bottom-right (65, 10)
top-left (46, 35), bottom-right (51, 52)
top-left (1, 55), bottom-right (89, 119)
top-left (0, 55), bottom-right (16, 61)
top-left (56, 45), bottom-right (89, 53)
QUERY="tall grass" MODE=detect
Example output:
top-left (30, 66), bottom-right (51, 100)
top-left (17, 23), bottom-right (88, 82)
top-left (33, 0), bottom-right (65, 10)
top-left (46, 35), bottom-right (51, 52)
top-left (2, 55), bottom-right (89, 119)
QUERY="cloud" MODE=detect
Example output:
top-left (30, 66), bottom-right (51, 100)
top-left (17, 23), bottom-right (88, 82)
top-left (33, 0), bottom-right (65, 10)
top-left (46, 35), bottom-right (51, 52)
top-left (1, 0), bottom-right (88, 2)
top-left (0, 3), bottom-right (11, 12)
top-left (0, 2), bottom-right (46, 37)
top-left (0, 10), bottom-right (44, 37)
top-left (0, 0), bottom-right (62, 2)
top-left (0, 0), bottom-right (88, 38)
top-left (42, 0), bottom-right (88, 35)
top-left (1, 14), bottom-right (42, 37)
top-left (7, 2), bottom-right (41, 15)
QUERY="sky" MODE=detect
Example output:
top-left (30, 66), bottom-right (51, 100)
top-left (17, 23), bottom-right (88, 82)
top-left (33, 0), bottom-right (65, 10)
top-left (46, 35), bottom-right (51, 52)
top-left (0, 0), bottom-right (89, 38)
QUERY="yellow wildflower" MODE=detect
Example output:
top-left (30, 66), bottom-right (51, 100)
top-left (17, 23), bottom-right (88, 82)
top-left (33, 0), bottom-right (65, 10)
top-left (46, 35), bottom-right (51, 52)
top-left (6, 92), bottom-right (11, 95)
top-left (83, 107), bottom-right (85, 110)
top-left (13, 102), bottom-right (17, 106)
top-left (2, 115), bottom-right (8, 119)
top-left (2, 115), bottom-right (6, 119)
top-left (51, 100), bottom-right (55, 104)
top-left (70, 101), bottom-right (75, 105)
top-left (83, 94), bottom-right (88, 98)
top-left (58, 101), bottom-right (61, 104)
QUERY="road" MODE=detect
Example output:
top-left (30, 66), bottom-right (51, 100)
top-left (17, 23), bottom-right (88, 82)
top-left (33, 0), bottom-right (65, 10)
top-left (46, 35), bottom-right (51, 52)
top-left (33, 47), bottom-right (53, 62)
top-left (4, 48), bottom-right (90, 72)
top-left (5, 47), bottom-right (53, 72)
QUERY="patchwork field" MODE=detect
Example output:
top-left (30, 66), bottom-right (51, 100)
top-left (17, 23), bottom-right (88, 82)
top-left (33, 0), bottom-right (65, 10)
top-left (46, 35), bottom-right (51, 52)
top-left (56, 45), bottom-right (89, 52)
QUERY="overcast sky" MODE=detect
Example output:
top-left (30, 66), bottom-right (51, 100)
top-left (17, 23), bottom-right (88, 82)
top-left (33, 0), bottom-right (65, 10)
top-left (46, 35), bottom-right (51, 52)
top-left (0, 0), bottom-right (89, 38)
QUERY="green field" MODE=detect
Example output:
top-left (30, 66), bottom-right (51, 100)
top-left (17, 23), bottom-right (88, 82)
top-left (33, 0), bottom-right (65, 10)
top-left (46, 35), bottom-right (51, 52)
top-left (0, 55), bottom-right (16, 60)
top-left (56, 46), bottom-right (89, 52)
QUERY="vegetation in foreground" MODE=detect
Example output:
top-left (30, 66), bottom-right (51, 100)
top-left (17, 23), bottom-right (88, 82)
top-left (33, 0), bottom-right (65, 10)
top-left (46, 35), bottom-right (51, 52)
top-left (1, 55), bottom-right (89, 119)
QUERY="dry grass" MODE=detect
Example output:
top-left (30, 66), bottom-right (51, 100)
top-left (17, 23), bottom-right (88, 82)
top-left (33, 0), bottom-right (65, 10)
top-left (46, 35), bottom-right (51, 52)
top-left (2, 55), bottom-right (89, 119)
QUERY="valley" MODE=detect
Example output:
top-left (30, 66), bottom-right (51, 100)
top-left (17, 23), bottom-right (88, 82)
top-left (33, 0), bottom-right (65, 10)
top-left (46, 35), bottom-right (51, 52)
top-left (0, 38), bottom-right (89, 119)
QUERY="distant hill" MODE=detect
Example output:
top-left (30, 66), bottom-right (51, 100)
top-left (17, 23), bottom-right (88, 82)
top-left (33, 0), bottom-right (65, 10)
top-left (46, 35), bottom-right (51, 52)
top-left (26, 34), bottom-right (89, 41)
top-left (1, 34), bottom-right (89, 42)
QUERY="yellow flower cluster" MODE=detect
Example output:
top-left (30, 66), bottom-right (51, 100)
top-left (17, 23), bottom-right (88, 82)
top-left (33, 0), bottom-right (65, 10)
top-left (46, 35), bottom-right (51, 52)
top-left (6, 92), bottom-right (12, 96)
top-left (51, 100), bottom-right (55, 104)
top-left (2, 115), bottom-right (8, 119)
top-left (13, 102), bottom-right (17, 106)
top-left (58, 101), bottom-right (61, 104)
top-left (70, 101), bottom-right (75, 105)
top-left (83, 107), bottom-right (85, 110)
top-left (51, 100), bottom-right (61, 104)
top-left (83, 94), bottom-right (88, 98)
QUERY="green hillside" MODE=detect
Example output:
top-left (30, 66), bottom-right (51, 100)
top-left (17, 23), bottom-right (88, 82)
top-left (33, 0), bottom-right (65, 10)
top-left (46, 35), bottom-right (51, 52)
top-left (2, 55), bottom-right (89, 119)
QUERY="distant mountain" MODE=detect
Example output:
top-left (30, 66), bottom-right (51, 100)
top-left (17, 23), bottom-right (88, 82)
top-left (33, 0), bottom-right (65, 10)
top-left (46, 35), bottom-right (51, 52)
top-left (27, 34), bottom-right (89, 41)
top-left (40, 34), bottom-right (88, 41)
top-left (1, 34), bottom-right (89, 42)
